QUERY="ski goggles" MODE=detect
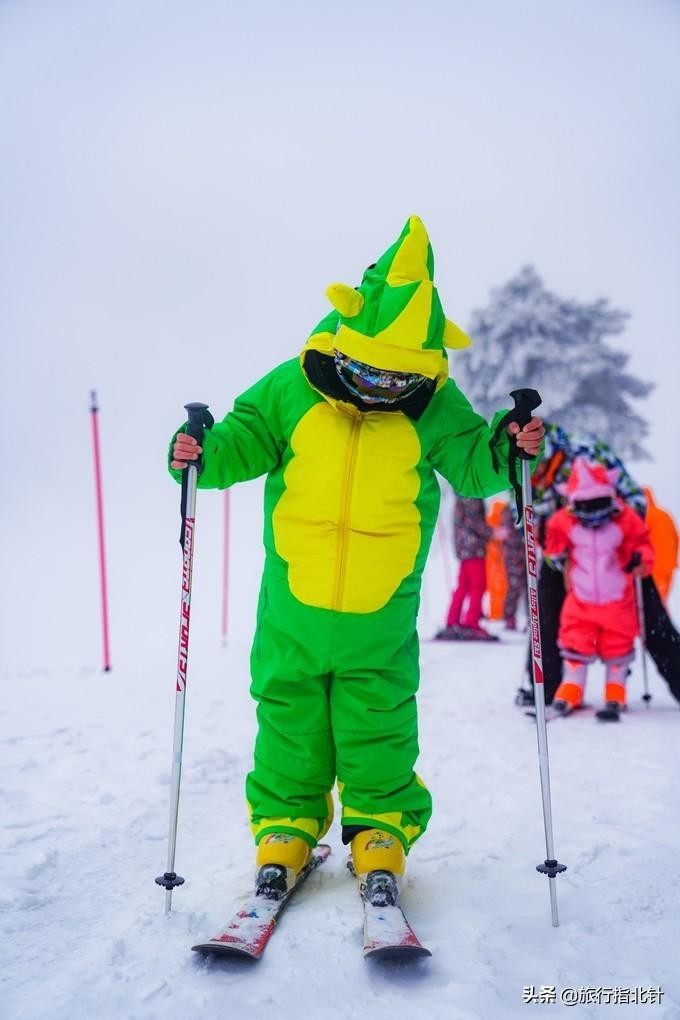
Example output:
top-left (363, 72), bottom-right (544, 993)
top-left (572, 496), bottom-right (616, 528)
top-left (333, 351), bottom-right (428, 405)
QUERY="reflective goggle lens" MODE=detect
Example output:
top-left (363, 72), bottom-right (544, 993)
top-left (334, 351), bottom-right (427, 404)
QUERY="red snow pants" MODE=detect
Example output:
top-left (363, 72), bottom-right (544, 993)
top-left (558, 591), bottom-right (638, 662)
top-left (447, 558), bottom-right (487, 629)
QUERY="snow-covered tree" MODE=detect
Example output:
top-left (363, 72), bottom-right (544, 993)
top-left (455, 266), bottom-right (653, 460)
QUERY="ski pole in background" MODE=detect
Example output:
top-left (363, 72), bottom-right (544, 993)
top-left (437, 512), bottom-right (453, 593)
top-left (156, 401), bottom-right (214, 914)
top-left (508, 388), bottom-right (567, 927)
top-left (221, 491), bottom-right (230, 646)
top-left (634, 574), bottom-right (652, 707)
top-left (89, 391), bottom-right (111, 672)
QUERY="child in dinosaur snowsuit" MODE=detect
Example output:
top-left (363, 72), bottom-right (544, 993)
top-left (169, 216), bottom-right (543, 890)
top-left (545, 458), bottom-right (654, 714)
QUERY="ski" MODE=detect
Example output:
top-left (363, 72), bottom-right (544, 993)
top-left (362, 900), bottom-right (432, 960)
top-left (431, 625), bottom-right (499, 643)
top-left (525, 707), bottom-right (570, 722)
top-left (355, 869), bottom-right (431, 960)
top-left (595, 702), bottom-right (622, 722)
top-left (525, 707), bottom-right (563, 723)
top-left (525, 704), bottom-right (591, 723)
top-left (515, 686), bottom-right (534, 707)
top-left (191, 844), bottom-right (331, 960)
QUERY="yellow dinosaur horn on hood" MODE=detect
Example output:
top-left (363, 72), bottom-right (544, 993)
top-left (443, 318), bottom-right (472, 349)
top-left (325, 283), bottom-right (364, 319)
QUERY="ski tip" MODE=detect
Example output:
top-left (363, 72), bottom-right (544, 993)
top-left (191, 941), bottom-right (262, 960)
top-left (364, 944), bottom-right (432, 961)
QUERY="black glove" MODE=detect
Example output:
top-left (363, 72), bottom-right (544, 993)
top-left (624, 551), bottom-right (642, 574)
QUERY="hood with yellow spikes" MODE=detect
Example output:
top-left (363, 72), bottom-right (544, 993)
top-left (303, 215), bottom-right (471, 385)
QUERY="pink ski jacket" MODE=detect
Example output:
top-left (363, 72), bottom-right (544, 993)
top-left (545, 505), bottom-right (654, 605)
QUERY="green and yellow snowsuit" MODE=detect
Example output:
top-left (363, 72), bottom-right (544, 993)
top-left (170, 216), bottom-right (518, 854)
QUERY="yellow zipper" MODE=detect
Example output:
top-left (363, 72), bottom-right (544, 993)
top-left (332, 414), bottom-right (362, 611)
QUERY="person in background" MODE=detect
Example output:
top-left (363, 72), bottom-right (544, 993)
top-left (436, 496), bottom-right (498, 641)
top-left (545, 458), bottom-right (654, 716)
top-left (486, 498), bottom-right (509, 621)
top-left (500, 502), bottom-right (526, 630)
top-left (643, 487), bottom-right (678, 604)
top-left (517, 423), bottom-right (680, 708)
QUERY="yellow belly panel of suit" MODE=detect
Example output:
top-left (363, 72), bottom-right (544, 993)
top-left (272, 402), bottom-right (422, 613)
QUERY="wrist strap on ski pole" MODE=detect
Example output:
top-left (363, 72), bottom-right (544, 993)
top-left (490, 388), bottom-right (542, 521)
top-left (179, 403), bottom-right (214, 548)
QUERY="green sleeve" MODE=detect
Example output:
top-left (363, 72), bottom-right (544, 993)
top-left (426, 380), bottom-right (539, 496)
top-left (167, 368), bottom-right (284, 489)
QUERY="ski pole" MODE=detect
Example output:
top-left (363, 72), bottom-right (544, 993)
top-left (89, 391), bottom-right (111, 672)
top-left (437, 512), bottom-right (453, 593)
top-left (509, 388), bottom-right (567, 927)
top-left (156, 401), bottom-right (214, 914)
top-left (221, 490), bottom-right (230, 646)
top-left (634, 575), bottom-right (652, 707)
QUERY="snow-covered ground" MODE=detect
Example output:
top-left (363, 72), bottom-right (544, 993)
top-left (2, 622), bottom-right (679, 1020)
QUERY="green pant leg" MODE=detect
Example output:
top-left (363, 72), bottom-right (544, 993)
top-left (247, 579), bottom-right (335, 848)
top-left (331, 608), bottom-right (432, 852)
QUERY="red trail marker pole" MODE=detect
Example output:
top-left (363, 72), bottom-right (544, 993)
top-left (90, 391), bottom-right (111, 672)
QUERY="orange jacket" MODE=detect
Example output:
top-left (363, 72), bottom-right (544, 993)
top-left (644, 487), bottom-right (679, 602)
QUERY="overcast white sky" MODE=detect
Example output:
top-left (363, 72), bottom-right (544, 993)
top-left (2, 0), bottom-right (679, 671)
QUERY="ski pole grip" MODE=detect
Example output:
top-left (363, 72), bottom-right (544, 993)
top-left (184, 401), bottom-right (213, 446)
top-left (508, 388), bottom-right (542, 461)
top-left (178, 402), bottom-right (214, 548)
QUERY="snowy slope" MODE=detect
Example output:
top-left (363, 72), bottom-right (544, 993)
top-left (2, 626), bottom-right (679, 1020)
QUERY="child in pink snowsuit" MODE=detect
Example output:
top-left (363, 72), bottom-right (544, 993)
top-left (545, 458), bottom-right (654, 714)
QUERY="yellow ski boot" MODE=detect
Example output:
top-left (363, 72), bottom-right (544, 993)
top-left (255, 833), bottom-right (312, 900)
top-left (350, 829), bottom-right (405, 907)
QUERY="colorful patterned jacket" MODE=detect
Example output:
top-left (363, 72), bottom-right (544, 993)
top-left (453, 497), bottom-right (492, 560)
top-left (532, 424), bottom-right (646, 521)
